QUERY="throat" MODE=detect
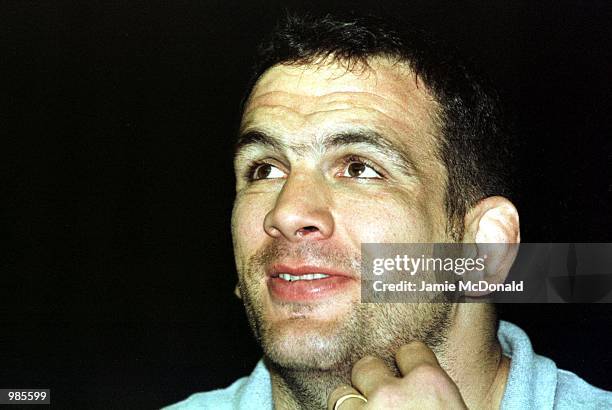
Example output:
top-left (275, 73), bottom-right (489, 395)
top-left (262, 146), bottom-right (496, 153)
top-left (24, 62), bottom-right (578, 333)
top-left (268, 359), bottom-right (352, 410)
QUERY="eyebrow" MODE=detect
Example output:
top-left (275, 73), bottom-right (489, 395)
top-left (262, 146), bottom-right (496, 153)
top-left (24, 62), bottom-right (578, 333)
top-left (235, 129), bottom-right (417, 176)
top-left (235, 130), bottom-right (284, 153)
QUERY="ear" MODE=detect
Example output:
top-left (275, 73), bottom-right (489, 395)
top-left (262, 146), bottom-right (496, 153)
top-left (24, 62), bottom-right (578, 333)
top-left (461, 196), bottom-right (520, 296)
top-left (234, 284), bottom-right (242, 299)
top-left (463, 196), bottom-right (520, 244)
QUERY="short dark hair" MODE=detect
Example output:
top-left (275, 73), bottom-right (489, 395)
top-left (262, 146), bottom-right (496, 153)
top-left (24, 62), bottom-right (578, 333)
top-left (243, 12), bottom-right (513, 240)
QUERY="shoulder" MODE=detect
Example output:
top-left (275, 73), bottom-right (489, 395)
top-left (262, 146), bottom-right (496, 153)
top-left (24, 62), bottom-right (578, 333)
top-left (162, 360), bottom-right (273, 410)
top-left (498, 320), bottom-right (612, 409)
top-left (553, 369), bottom-right (612, 409)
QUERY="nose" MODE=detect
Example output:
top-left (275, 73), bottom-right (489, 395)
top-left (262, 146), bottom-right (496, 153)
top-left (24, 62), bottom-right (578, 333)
top-left (263, 172), bottom-right (335, 242)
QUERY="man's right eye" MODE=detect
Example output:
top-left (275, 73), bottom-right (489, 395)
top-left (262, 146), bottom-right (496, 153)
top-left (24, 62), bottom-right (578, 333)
top-left (250, 163), bottom-right (286, 180)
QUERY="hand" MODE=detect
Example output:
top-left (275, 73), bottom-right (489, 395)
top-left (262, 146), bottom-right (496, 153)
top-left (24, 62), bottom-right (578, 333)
top-left (328, 341), bottom-right (468, 409)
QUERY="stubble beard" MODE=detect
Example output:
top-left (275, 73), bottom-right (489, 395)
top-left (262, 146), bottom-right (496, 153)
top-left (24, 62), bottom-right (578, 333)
top-left (237, 241), bottom-right (453, 409)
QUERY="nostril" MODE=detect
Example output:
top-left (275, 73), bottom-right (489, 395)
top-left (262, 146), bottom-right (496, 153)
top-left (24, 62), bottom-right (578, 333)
top-left (297, 226), bottom-right (319, 236)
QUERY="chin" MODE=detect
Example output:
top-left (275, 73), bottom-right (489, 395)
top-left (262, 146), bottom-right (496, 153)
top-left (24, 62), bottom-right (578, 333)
top-left (262, 319), bottom-right (353, 371)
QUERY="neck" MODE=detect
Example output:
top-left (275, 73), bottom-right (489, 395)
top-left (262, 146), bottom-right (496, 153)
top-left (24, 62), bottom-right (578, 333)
top-left (438, 304), bottom-right (509, 409)
top-left (268, 304), bottom-right (509, 410)
top-left (268, 362), bottom-right (348, 410)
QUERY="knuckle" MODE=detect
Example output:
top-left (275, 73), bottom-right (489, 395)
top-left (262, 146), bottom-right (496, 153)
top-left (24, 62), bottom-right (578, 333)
top-left (406, 363), bottom-right (446, 383)
top-left (408, 340), bottom-right (429, 349)
top-left (397, 341), bottom-right (428, 359)
top-left (352, 355), bottom-right (378, 374)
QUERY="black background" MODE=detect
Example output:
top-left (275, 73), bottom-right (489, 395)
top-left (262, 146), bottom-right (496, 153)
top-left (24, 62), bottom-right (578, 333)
top-left (3, 1), bottom-right (611, 408)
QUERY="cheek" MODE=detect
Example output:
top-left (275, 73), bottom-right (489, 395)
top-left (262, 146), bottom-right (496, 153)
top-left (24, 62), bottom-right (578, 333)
top-left (231, 194), bottom-right (271, 257)
top-left (333, 188), bottom-right (436, 244)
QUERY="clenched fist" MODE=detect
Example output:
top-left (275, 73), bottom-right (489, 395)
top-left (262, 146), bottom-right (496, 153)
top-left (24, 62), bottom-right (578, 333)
top-left (328, 341), bottom-right (467, 410)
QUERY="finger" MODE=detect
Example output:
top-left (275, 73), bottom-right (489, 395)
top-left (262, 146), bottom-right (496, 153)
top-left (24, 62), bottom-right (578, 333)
top-left (395, 341), bottom-right (441, 376)
top-left (351, 355), bottom-right (396, 397)
top-left (327, 385), bottom-right (367, 410)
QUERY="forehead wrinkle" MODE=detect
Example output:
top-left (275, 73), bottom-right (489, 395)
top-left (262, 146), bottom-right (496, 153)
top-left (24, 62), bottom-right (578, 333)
top-left (246, 90), bottom-right (305, 108)
top-left (316, 90), bottom-right (408, 114)
top-left (241, 103), bottom-right (305, 127)
top-left (245, 92), bottom-right (435, 145)
top-left (248, 90), bottom-right (410, 120)
top-left (245, 65), bottom-right (439, 141)
top-left (252, 58), bottom-right (432, 103)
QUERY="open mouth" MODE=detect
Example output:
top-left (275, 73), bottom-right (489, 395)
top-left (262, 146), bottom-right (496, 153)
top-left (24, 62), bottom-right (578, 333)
top-left (275, 273), bottom-right (331, 281)
top-left (267, 265), bottom-right (355, 302)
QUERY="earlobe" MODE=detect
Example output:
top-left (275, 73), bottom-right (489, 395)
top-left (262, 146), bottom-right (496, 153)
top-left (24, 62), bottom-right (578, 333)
top-left (462, 196), bottom-right (520, 296)
top-left (234, 284), bottom-right (242, 299)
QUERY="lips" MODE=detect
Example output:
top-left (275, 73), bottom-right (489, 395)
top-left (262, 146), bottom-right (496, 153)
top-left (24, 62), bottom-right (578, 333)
top-left (267, 264), bottom-right (357, 302)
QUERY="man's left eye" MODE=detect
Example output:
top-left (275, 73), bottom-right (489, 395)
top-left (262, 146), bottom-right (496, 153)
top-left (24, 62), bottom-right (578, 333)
top-left (341, 161), bottom-right (382, 179)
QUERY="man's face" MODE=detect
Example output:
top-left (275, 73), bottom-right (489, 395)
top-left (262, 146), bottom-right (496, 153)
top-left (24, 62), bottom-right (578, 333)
top-left (232, 57), bottom-right (453, 372)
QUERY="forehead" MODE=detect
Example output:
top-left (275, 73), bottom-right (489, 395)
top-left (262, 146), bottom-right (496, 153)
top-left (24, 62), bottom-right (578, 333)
top-left (241, 57), bottom-right (441, 142)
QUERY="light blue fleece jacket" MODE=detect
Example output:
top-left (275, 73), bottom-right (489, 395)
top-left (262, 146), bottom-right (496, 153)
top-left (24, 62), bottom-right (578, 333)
top-left (165, 321), bottom-right (612, 409)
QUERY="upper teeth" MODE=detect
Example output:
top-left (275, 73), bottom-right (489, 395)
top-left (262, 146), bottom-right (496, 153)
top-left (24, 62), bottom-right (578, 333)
top-left (278, 273), bottom-right (330, 281)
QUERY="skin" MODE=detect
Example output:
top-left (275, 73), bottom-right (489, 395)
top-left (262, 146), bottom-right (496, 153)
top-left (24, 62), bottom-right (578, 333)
top-left (231, 56), bottom-right (519, 410)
